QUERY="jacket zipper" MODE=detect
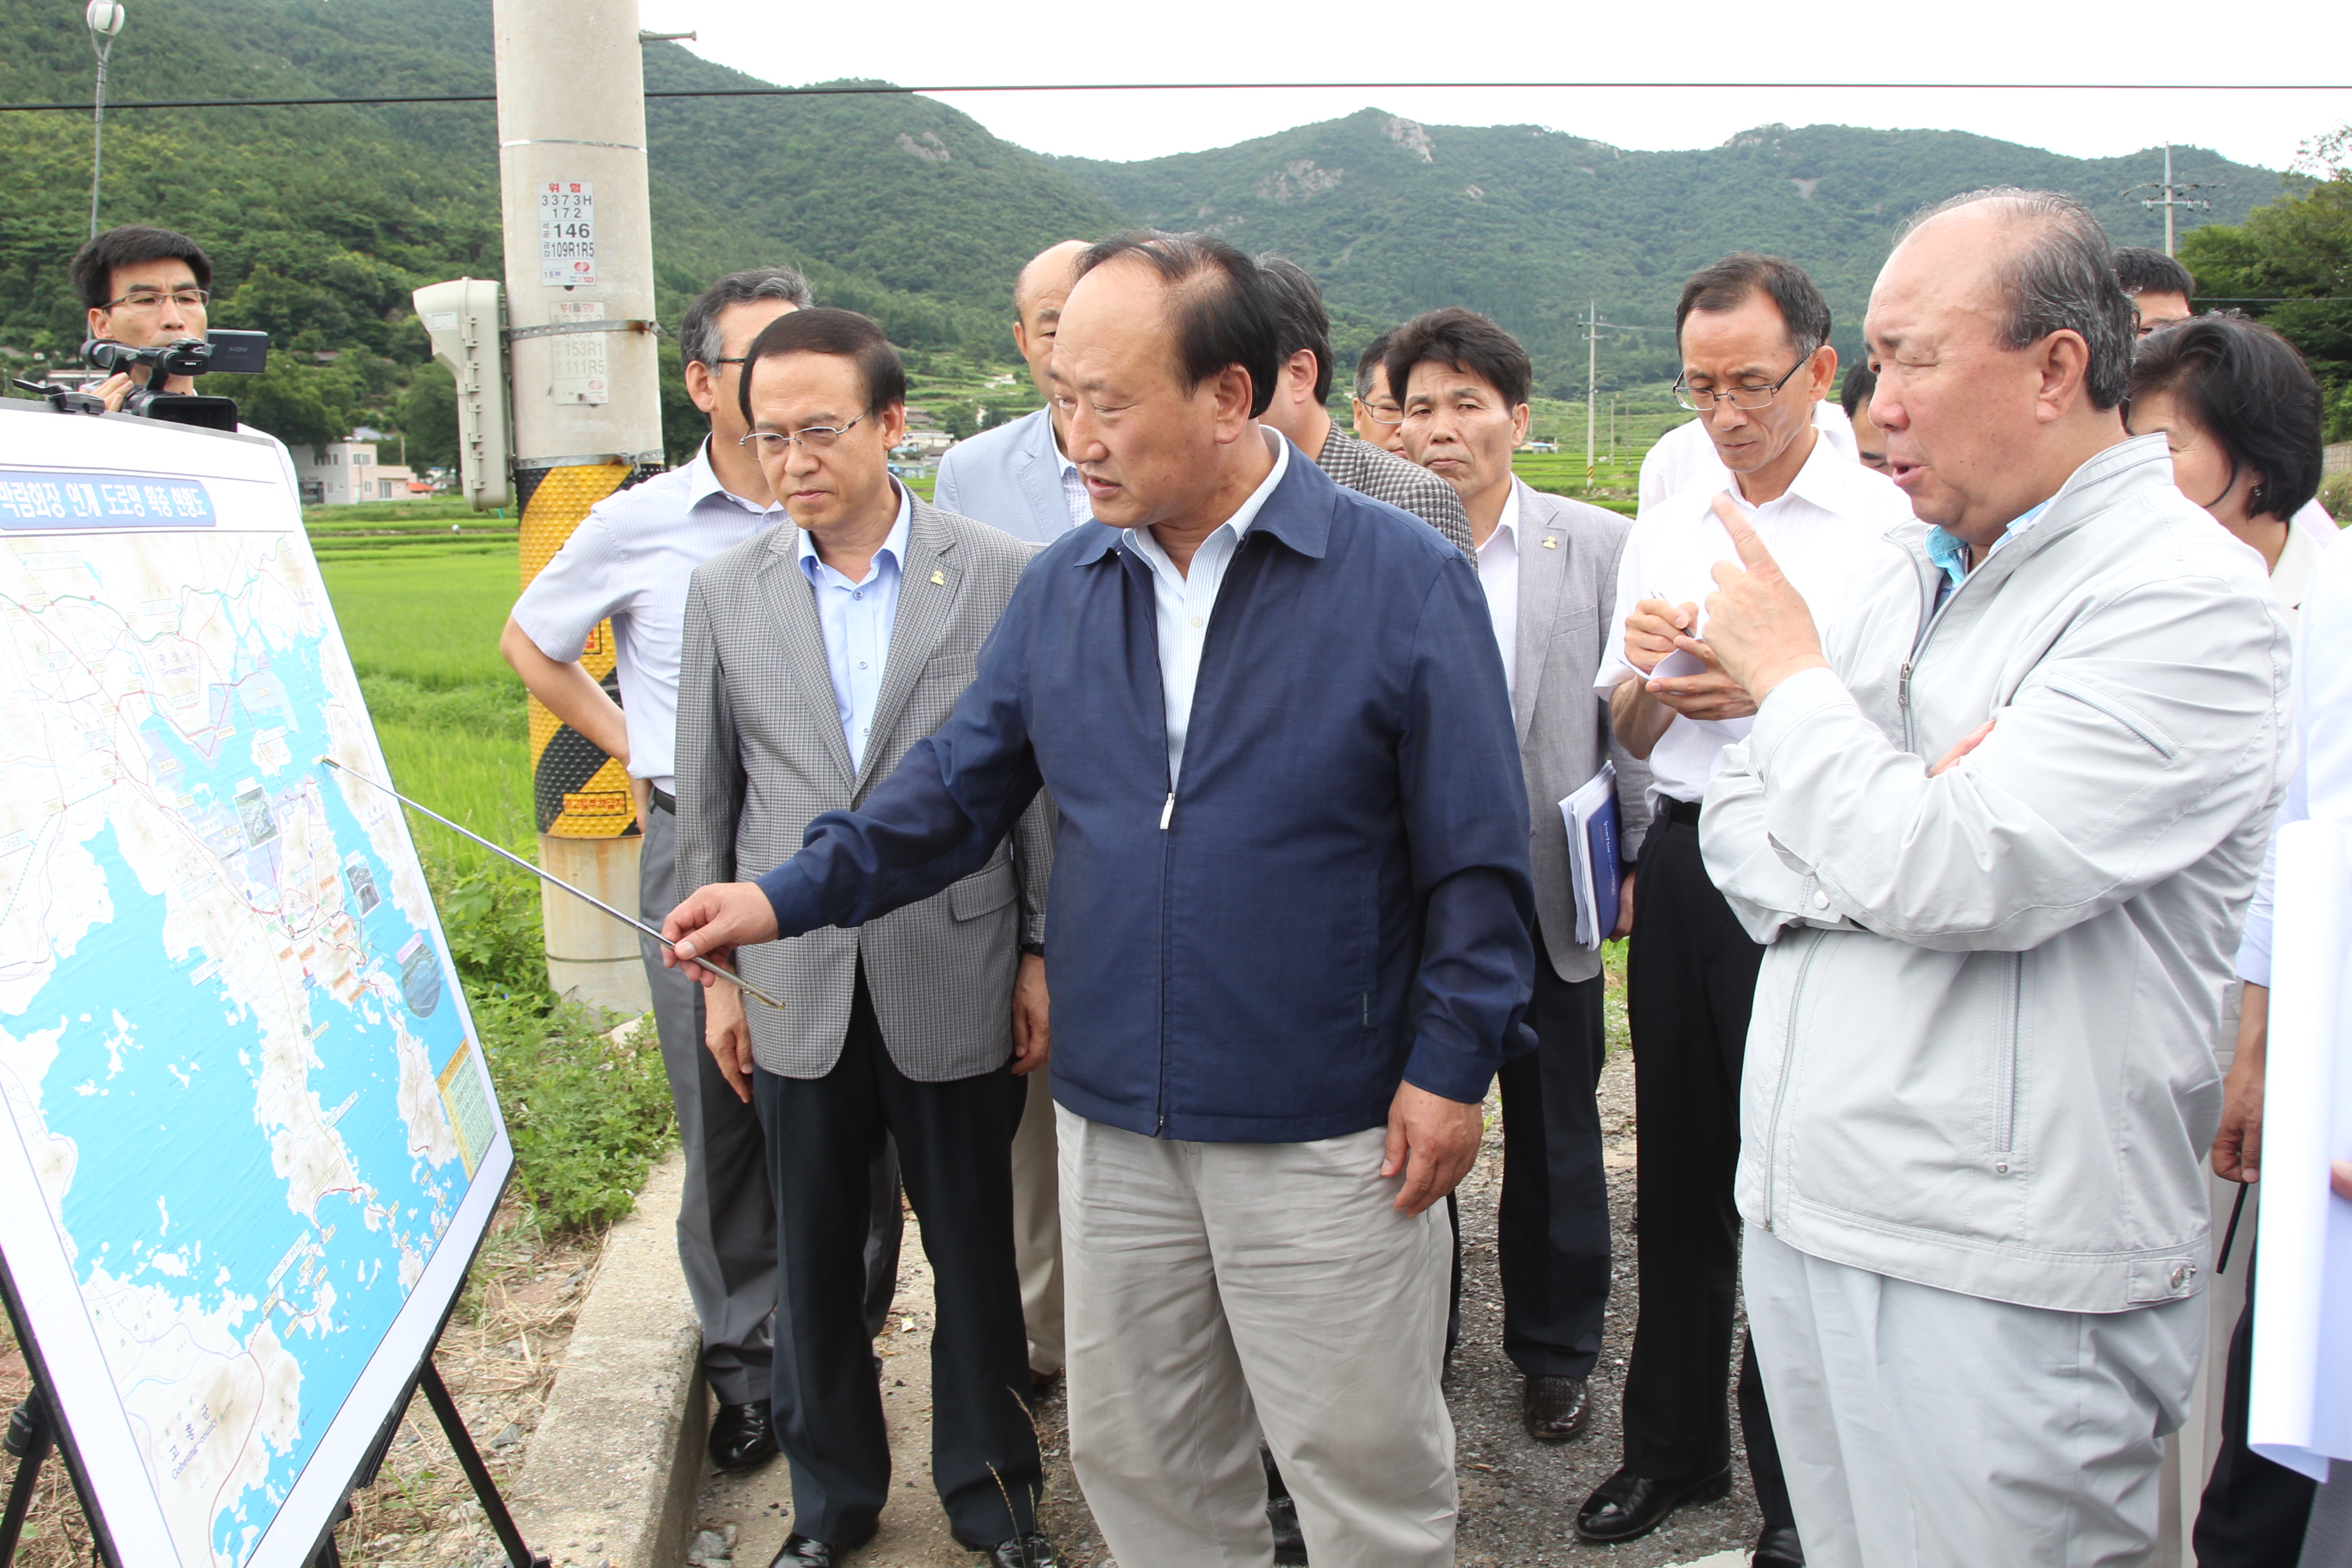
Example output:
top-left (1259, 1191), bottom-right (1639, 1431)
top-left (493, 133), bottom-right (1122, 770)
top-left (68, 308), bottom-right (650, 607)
top-left (1992, 952), bottom-right (2023, 1165)
top-left (1759, 930), bottom-right (1824, 1232)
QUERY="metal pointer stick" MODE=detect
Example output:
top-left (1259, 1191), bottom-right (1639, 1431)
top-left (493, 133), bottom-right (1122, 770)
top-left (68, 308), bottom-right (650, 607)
top-left (316, 756), bottom-right (785, 1009)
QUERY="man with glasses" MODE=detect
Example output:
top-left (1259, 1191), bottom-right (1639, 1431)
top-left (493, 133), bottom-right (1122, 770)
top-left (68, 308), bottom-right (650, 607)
top-left (1583, 254), bottom-right (1909, 1566)
top-left (70, 224), bottom-right (216, 413)
top-left (1352, 331), bottom-right (1414, 454)
top-left (506, 266), bottom-right (912, 1481)
top-left (673, 306), bottom-right (1054, 1568)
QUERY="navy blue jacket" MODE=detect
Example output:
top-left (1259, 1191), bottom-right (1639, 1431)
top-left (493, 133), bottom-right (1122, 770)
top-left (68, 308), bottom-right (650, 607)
top-left (758, 452), bottom-right (1537, 1143)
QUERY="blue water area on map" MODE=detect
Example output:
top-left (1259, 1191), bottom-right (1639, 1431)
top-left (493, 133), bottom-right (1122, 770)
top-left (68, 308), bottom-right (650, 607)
top-left (21, 591), bottom-right (475, 1565)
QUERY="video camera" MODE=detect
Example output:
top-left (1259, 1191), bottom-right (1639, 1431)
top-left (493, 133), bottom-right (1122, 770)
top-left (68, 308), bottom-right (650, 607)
top-left (10, 330), bottom-right (269, 432)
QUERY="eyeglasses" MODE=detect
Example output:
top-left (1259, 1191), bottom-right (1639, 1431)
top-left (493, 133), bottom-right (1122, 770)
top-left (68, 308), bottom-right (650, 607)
top-left (102, 287), bottom-right (210, 312)
top-left (738, 413), bottom-right (869, 454)
top-left (1357, 399), bottom-right (1404, 424)
top-left (1673, 349), bottom-right (1817, 413)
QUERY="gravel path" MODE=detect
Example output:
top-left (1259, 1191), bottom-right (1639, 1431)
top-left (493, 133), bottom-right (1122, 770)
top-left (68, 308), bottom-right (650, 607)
top-left (695, 1042), bottom-right (1765, 1568)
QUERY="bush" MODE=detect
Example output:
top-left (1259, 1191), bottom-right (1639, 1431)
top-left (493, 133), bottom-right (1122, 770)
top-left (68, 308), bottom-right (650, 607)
top-left (424, 854), bottom-right (678, 1231)
top-left (2320, 471), bottom-right (2352, 524)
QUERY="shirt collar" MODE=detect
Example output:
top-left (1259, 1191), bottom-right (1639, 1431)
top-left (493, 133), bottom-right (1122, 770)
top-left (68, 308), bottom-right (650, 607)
top-left (686, 436), bottom-right (776, 514)
top-left (1479, 481), bottom-right (1522, 558)
top-left (1925, 499), bottom-right (2053, 590)
top-left (797, 479), bottom-right (912, 584)
top-left (1119, 428), bottom-right (1292, 565)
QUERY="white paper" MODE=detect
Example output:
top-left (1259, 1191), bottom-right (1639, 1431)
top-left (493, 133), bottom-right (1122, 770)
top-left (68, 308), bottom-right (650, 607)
top-left (1559, 761), bottom-right (1616, 948)
top-left (2249, 817), bottom-right (2352, 1481)
top-left (537, 179), bottom-right (596, 287)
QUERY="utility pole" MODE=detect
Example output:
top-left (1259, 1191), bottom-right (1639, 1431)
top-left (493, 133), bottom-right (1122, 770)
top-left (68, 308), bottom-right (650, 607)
top-left (2128, 145), bottom-right (2214, 258)
top-left (494, 0), bottom-right (664, 1010)
top-left (1585, 300), bottom-right (1598, 491)
top-left (84, 1), bottom-right (124, 240)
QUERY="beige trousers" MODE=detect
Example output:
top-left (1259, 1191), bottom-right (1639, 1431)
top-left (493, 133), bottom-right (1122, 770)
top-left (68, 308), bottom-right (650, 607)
top-left (1747, 1224), bottom-right (2204, 1568)
top-left (1057, 1108), bottom-right (1456, 1568)
top-left (1012, 1067), bottom-right (1066, 1375)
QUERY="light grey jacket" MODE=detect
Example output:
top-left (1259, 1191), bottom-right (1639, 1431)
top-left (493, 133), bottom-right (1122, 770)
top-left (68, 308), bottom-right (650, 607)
top-left (932, 407), bottom-right (1077, 545)
top-left (1701, 434), bottom-right (2290, 1313)
top-left (1511, 481), bottom-right (1653, 981)
top-left (675, 496), bottom-right (1052, 1080)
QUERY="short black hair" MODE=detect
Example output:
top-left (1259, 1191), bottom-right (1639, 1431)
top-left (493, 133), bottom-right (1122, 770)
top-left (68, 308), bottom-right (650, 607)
top-left (2127, 312), bottom-right (2323, 524)
top-left (679, 266), bottom-right (812, 373)
top-left (1075, 231), bottom-right (1282, 418)
top-left (2113, 246), bottom-right (2196, 302)
top-left (1675, 252), bottom-right (1832, 360)
top-left (1257, 256), bottom-right (1334, 404)
top-left (71, 224), bottom-right (211, 311)
top-left (1840, 362), bottom-right (1877, 422)
top-left (1355, 330), bottom-right (1395, 402)
top-left (735, 307), bottom-right (906, 424)
top-left (1382, 307), bottom-right (1532, 413)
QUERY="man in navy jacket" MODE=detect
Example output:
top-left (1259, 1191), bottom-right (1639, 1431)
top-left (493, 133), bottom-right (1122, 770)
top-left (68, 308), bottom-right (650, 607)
top-left (669, 232), bottom-right (1536, 1568)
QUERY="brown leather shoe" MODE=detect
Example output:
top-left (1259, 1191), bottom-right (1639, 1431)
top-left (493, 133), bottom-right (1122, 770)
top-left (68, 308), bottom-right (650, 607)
top-left (1520, 1374), bottom-right (1591, 1442)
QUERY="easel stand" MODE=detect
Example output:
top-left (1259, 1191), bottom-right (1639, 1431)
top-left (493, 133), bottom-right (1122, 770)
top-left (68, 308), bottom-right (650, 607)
top-left (0, 1357), bottom-right (549, 1568)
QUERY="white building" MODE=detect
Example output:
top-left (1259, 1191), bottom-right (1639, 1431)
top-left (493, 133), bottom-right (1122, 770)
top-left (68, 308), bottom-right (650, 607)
top-left (294, 440), bottom-right (422, 505)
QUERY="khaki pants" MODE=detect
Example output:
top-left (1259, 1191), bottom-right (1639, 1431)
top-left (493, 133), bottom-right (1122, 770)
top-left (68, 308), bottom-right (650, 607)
top-left (1747, 1224), bottom-right (2204, 1568)
top-left (1012, 1068), bottom-right (1065, 1375)
top-left (1057, 1108), bottom-right (1455, 1568)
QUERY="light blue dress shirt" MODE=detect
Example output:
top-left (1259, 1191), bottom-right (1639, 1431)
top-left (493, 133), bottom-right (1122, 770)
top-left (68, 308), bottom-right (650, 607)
top-left (1121, 430), bottom-right (1291, 789)
top-left (1926, 499), bottom-right (2053, 595)
top-left (797, 482), bottom-right (912, 769)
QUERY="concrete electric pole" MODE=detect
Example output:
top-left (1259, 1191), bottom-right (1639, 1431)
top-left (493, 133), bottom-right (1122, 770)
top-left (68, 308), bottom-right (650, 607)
top-left (493, 0), bottom-right (665, 1010)
top-left (85, 1), bottom-right (124, 240)
top-left (2128, 145), bottom-right (2213, 258)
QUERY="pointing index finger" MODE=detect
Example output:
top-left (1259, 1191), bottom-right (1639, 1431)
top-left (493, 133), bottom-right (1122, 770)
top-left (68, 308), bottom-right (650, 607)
top-left (1710, 491), bottom-right (1777, 572)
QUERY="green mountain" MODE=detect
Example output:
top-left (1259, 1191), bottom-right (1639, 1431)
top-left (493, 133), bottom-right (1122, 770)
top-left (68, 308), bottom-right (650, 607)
top-left (1052, 111), bottom-right (2289, 394)
top-left (0, 0), bottom-right (2306, 448)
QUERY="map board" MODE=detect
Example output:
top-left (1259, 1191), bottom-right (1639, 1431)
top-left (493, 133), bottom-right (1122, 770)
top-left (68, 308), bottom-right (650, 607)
top-left (0, 402), bottom-right (513, 1568)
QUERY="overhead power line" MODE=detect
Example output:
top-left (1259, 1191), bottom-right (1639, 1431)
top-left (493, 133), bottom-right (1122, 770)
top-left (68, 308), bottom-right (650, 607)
top-left (2, 80), bottom-right (2351, 113)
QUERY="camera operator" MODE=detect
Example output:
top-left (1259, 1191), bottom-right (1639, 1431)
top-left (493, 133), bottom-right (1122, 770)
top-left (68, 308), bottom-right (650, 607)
top-left (70, 224), bottom-right (215, 413)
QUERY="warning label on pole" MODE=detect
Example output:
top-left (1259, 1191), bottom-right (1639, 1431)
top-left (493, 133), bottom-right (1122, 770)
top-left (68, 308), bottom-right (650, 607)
top-left (539, 180), bottom-right (596, 287)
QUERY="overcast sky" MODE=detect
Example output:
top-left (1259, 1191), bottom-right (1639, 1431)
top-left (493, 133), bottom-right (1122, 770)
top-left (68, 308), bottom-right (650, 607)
top-left (637, 0), bottom-right (2352, 173)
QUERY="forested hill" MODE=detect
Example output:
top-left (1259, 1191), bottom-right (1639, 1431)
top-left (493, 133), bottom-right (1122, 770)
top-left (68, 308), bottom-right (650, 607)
top-left (0, 0), bottom-right (2298, 442)
top-left (0, 0), bottom-right (1124, 434)
top-left (1053, 112), bottom-right (2285, 392)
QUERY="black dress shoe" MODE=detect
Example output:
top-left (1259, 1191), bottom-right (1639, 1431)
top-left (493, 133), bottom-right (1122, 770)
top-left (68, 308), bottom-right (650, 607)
top-left (709, 1401), bottom-right (779, 1473)
top-left (961, 1532), bottom-right (1060, 1568)
top-left (767, 1534), bottom-right (838, 1568)
top-left (1521, 1375), bottom-right (1591, 1443)
top-left (1573, 1464), bottom-right (1734, 1544)
top-left (1753, 1522), bottom-right (1805, 1567)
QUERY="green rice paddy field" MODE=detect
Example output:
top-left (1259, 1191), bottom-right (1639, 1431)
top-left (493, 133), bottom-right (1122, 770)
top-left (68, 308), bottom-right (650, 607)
top-left (311, 503), bottom-right (533, 865)
top-left (307, 439), bottom-right (1653, 858)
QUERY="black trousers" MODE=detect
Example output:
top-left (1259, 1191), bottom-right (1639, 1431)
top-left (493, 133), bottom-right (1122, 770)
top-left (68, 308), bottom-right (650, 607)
top-left (1620, 810), bottom-right (1794, 1532)
top-left (1497, 924), bottom-right (1611, 1379)
top-left (2195, 1251), bottom-right (2317, 1565)
top-left (753, 965), bottom-right (1040, 1547)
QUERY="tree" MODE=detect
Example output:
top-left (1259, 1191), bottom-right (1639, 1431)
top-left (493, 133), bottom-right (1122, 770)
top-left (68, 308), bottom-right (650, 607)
top-left (2180, 126), bottom-right (2352, 438)
top-left (397, 360), bottom-right (460, 470)
top-left (219, 356), bottom-right (366, 452)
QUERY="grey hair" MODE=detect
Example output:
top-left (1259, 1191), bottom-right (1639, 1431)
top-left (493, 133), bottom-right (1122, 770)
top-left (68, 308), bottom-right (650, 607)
top-left (1899, 187), bottom-right (2135, 410)
top-left (679, 266), bottom-right (814, 373)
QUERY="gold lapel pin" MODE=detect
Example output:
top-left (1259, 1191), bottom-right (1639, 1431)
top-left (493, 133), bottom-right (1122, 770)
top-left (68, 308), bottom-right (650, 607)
top-left (930, 569), bottom-right (946, 586)
top-left (1542, 536), bottom-right (1559, 549)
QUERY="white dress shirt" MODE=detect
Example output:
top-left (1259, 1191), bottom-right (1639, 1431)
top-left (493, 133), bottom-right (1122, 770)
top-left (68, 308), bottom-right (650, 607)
top-left (1594, 430), bottom-right (1914, 811)
top-left (511, 440), bottom-right (778, 792)
top-left (1054, 434), bottom-right (1095, 530)
top-left (1475, 483), bottom-right (1522, 698)
top-left (2271, 498), bottom-right (2341, 634)
top-left (797, 483), bottom-right (913, 769)
top-left (1122, 428), bottom-right (1291, 789)
top-left (1637, 401), bottom-right (1860, 515)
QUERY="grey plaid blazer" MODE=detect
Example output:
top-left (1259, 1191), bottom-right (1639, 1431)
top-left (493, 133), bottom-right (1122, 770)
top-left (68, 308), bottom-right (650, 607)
top-left (1314, 424), bottom-right (1473, 556)
top-left (675, 495), bottom-right (1052, 1081)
